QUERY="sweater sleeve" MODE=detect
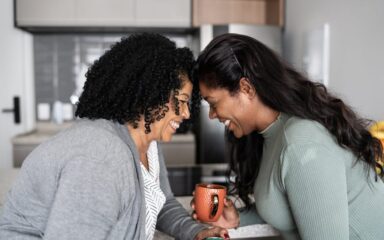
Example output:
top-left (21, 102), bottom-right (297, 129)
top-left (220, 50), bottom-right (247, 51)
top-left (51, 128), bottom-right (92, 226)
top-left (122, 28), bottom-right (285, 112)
top-left (43, 155), bottom-right (131, 240)
top-left (156, 148), bottom-right (207, 240)
top-left (281, 142), bottom-right (349, 240)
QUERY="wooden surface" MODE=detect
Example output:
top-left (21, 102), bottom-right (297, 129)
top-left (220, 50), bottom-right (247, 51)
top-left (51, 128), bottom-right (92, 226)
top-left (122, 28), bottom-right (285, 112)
top-left (193, 0), bottom-right (284, 27)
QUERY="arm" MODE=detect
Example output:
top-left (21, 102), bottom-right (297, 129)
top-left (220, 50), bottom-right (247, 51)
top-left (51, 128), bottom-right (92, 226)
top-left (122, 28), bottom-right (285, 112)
top-left (282, 142), bottom-right (349, 240)
top-left (44, 156), bottom-right (133, 240)
top-left (156, 150), bottom-right (207, 240)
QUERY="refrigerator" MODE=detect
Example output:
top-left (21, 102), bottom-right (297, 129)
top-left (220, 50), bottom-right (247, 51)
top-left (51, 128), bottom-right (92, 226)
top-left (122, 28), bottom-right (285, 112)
top-left (197, 23), bottom-right (282, 173)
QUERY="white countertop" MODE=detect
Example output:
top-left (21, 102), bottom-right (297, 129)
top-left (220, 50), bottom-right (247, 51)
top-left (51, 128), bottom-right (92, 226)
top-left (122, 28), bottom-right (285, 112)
top-left (156, 196), bottom-right (280, 240)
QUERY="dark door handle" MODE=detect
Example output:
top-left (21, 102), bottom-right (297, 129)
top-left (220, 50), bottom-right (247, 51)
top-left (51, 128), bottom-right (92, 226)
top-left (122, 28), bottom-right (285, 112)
top-left (2, 96), bottom-right (21, 124)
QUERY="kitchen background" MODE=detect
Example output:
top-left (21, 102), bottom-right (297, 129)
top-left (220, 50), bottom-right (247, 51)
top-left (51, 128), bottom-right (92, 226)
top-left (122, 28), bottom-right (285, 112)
top-left (1, 0), bottom-right (384, 195)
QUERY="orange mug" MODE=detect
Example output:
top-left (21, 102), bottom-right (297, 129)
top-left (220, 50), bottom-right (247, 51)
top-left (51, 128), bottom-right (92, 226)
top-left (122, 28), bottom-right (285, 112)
top-left (194, 183), bottom-right (227, 222)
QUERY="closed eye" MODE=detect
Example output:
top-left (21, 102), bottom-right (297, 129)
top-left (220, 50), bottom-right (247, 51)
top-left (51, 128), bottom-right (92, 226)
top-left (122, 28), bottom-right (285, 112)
top-left (179, 99), bottom-right (190, 109)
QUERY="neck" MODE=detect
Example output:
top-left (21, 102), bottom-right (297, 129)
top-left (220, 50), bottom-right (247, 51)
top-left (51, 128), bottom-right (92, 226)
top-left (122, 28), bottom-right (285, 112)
top-left (126, 123), bottom-right (152, 155)
top-left (126, 123), bottom-right (152, 170)
top-left (255, 108), bottom-right (280, 132)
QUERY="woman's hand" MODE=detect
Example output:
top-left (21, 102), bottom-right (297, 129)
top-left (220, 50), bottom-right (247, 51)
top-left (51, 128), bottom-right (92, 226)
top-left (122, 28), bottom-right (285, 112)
top-left (194, 226), bottom-right (229, 240)
top-left (191, 193), bottom-right (240, 229)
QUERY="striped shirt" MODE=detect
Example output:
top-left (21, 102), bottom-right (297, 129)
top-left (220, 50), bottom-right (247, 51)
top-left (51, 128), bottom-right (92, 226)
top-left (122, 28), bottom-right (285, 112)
top-left (140, 141), bottom-right (166, 240)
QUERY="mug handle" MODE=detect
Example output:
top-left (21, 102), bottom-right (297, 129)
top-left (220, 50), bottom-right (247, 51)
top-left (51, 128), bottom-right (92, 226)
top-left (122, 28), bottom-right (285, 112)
top-left (210, 194), bottom-right (219, 219)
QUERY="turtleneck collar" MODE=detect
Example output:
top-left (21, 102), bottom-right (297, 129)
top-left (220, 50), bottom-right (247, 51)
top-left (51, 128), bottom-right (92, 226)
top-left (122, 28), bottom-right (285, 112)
top-left (259, 112), bottom-right (290, 139)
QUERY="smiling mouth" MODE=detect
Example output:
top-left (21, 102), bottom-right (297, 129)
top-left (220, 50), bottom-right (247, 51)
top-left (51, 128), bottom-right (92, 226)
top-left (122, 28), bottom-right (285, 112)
top-left (224, 119), bottom-right (231, 127)
top-left (170, 120), bottom-right (180, 130)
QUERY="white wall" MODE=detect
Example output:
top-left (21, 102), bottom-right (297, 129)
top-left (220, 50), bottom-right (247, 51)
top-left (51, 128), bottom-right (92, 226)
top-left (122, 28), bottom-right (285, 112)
top-left (284, 0), bottom-right (384, 121)
top-left (0, 0), bottom-right (35, 169)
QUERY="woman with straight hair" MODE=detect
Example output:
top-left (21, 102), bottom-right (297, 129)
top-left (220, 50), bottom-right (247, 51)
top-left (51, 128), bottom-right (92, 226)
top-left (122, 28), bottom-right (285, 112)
top-left (192, 33), bottom-right (384, 240)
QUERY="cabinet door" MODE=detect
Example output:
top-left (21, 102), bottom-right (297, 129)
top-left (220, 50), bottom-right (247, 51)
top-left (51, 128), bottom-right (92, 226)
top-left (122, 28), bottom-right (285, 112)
top-left (136, 0), bottom-right (191, 27)
top-left (193, 0), bottom-right (284, 27)
top-left (16, 0), bottom-right (76, 26)
top-left (75, 0), bottom-right (135, 26)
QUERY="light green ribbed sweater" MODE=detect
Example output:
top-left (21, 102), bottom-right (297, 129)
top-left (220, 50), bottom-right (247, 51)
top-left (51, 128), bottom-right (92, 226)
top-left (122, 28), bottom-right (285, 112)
top-left (240, 113), bottom-right (384, 240)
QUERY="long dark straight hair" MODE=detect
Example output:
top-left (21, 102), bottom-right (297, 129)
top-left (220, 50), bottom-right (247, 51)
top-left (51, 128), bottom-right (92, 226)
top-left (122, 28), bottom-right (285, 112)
top-left (195, 33), bottom-right (383, 208)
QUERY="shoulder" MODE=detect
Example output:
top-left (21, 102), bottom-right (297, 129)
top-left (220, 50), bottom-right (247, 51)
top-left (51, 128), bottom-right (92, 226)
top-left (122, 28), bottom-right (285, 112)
top-left (34, 119), bottom-right (136, 167)
top-left (279, 116), bottom-right (344, 167)
top-left (282, 116), bottom-right (334, 146)
top-left (67, 119), bottom-right (122, 142)
top-left (61, 119), bottom-right (125, 147)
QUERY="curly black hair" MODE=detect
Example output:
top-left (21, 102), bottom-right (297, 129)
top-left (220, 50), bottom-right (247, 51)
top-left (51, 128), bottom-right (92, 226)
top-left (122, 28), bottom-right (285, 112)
top-left (75, 33), bottom-right (200, 133)
top-left (195, 33), bottom-right (383, 208)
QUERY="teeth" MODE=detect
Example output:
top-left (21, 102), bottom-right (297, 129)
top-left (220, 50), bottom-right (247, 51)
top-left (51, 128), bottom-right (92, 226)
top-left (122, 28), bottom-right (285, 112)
top-left (224, 120), bottom-right (230, 127)
top-left (170, 120), bottom-right (180, 129)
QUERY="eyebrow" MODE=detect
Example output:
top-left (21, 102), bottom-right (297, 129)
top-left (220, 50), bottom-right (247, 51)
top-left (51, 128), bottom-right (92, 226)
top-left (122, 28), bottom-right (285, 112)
top-left (203, 96), bottom-right (214, 102)
top-left (179, 93), bottom-right (190, 99)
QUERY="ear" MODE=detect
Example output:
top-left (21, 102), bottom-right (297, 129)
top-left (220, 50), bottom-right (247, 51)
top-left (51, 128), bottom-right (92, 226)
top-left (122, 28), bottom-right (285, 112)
top-left (239, 77), bottom-right (256, 98)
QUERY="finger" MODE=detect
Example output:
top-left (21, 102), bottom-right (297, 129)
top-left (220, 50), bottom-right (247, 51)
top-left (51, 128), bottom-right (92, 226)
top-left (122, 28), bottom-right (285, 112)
top-left (211, 227), bottom-right (229, 239)
top-left (219, 229), bottom-right (230, 240)
top-left (190, 199), bottom-right (195, 208)
top-left (224, 198), bottom-right (233, 207)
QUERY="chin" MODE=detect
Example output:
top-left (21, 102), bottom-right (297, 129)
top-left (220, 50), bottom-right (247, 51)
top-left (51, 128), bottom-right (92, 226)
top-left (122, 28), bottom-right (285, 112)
top-left (161, 134), bottom-right (173, 142)
top-left (231, 129), bottom-right (243, 138)
top-left (233, 133), bottom-right (244, 138)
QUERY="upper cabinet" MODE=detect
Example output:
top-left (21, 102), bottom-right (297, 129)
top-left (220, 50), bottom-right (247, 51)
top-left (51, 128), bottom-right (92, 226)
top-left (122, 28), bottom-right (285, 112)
top-left (15, 0), bottom-right (191, 29)
top-left (135, 0), bottom-right (191, 27)
top-left (75, 0), bottom-right (135, 27)
top-left (193, 0), bottom-right (284, 27)
top-left (15, 0), bottom-right (283, 30)
top-left (16, 0), bottom-right (77, 26)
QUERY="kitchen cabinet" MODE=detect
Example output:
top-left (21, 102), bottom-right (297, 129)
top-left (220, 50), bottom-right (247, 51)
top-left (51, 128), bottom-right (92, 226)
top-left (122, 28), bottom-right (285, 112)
top-left (16, 0), bottom-right (76, 26)
top-left (15, 0), bottom-right (191, 29)
top-left (158, 134), bottom-right (195, 166)
top-left (193, 0), bottom-right (284, 27)
top-left (135, 0), bottom-right (191, 27)
top-left (75, 0), bottom-right (135, 27)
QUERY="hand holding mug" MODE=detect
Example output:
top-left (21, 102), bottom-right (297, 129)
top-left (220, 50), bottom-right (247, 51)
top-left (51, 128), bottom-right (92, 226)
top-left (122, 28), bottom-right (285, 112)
top-left (192, 183), bottom-right (240, 229)
top-left (194, 227), bottom-right (229, 240)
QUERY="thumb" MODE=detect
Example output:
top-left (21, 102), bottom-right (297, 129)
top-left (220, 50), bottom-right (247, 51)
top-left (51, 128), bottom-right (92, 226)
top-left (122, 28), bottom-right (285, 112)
top-left (224, 198), bottom-right (234, 207)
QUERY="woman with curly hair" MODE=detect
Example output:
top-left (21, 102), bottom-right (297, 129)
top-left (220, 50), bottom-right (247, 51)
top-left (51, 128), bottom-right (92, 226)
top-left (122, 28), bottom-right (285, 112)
top-left (0, 33), bottom-right (228, 240)
top-left (192, 33), bottom-right (384, 239)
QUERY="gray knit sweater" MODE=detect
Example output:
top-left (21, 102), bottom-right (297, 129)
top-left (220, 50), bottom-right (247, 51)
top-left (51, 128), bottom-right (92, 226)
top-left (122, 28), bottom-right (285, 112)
top-left (0, 119), bottom-right (206, 240)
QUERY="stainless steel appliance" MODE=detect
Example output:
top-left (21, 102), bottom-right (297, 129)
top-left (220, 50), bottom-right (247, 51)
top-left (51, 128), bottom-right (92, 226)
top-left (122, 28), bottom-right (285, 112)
top-left (196, 24), bottom-right (282, 185)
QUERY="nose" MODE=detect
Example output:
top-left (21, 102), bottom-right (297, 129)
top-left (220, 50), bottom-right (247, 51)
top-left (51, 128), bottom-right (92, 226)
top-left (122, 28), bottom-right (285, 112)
top-left (181, 104), bottom-right (191, 119)
top-left (208, 108), bottom-right (217, 119)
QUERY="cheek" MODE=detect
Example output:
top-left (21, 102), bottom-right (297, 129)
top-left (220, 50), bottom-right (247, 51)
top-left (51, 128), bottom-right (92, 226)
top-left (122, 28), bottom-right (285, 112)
top-left (160, 124), bottom-right (173, 142)
top-left (223, 104), bottom-right (237, 118)
top-left (154, 117), bottom-right (169, 135)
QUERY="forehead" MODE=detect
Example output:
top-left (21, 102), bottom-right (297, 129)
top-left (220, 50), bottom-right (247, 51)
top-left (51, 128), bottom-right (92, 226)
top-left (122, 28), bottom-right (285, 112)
top-left (199, 81), bottom-right (230, 101)
top-left (199, 81), bottom-right (212, 97)
top-left (178, 75), bottom-right (193, 93)
top-left (179, 73), bottom-right (190, 83)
